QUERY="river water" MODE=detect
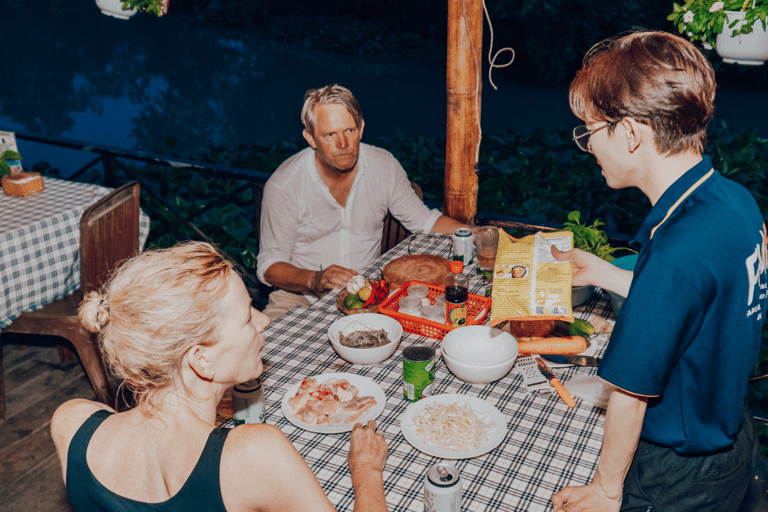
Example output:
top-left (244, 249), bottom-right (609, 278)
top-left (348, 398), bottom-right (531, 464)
top-left (2, 1), bottom-right (766, 176)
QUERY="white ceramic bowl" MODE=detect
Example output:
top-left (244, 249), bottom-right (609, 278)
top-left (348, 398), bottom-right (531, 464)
top-left (441, 348), bottom-right (517, 384)
top-left (328, 313), bottom-right (403, 365)
top-left (441, 325), bottom-right (518, 365)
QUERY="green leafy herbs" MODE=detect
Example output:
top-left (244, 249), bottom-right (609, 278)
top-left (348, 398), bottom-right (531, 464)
top-left (563, 211), bottom-right (634, 262)
top-left (0, 149), bottom-right (22, 177)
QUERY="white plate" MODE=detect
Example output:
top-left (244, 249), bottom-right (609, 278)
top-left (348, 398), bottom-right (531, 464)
top-left (281, 372), bottom-right (386, 434)
top-left (400, 394), bottom-right (507, 459)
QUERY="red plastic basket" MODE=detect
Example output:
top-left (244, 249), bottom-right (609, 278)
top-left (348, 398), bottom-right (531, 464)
top-left (377, 280), bottom-right (491, 341)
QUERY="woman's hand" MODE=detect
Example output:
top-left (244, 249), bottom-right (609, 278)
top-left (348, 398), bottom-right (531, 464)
top-left (348, 420), bottom-right (388, 475)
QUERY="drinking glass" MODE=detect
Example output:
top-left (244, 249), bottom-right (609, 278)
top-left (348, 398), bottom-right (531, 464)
top-left (475, 226), bottom-right (499, 270)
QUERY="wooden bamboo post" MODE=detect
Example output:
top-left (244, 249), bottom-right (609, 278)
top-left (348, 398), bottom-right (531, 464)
top-left (445, 0), bottom-right (482, 225)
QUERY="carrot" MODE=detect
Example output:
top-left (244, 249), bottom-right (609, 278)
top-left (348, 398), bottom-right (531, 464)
top-left (516, 336), bottom-right (588, 355)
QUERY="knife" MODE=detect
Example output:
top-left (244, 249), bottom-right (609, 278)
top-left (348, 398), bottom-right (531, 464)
top-left (536, 357), bottom-right (576, 408)
top-left (541, 354), bottom-right (600, 367)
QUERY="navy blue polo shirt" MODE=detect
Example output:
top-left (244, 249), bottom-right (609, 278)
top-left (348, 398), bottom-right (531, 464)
top-left (598, 155), bottom-right (768, 454)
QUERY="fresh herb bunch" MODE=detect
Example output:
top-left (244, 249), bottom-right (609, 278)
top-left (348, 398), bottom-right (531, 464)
top-left (121, 0), bottom-right (168, 17)
top-left (0, 150), bottom-right (22, 177)
top-left (563, 211), bottom-right (634, 262)
top-left (668, 0), bottom-right (768, 48)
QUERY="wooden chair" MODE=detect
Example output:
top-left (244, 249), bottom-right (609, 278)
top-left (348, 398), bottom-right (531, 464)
top-left (0, 181), bottom-right (141, 420)
top-left (381, 182), bottom-right (424, 254)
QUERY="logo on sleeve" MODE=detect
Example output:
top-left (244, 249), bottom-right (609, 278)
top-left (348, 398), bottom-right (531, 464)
top-left (746, 225), bottom-right (767, 321)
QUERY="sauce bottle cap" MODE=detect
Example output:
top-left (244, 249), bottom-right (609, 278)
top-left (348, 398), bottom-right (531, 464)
top-left (449, 260), bottom-right (464, 273)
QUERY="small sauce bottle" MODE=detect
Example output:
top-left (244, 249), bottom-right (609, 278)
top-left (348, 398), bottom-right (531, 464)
top-left (444, 260), bottom-right (468, 327)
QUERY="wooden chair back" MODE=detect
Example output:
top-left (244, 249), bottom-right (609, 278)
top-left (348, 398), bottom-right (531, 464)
top-left (80, 181), bottom-right (141, 293)
top-left (381, 182), bottom-right (424, 255)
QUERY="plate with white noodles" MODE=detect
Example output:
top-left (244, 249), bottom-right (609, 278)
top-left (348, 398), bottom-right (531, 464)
top-left (400, 394), bottom-right (507, 459)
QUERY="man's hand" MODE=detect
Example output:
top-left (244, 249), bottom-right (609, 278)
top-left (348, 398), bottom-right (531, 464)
top-left (551, 482), bottom-right (621, 512)
top-left (551, 246), bottom-right (605, 287)
top-left (309, 264), bottom-right (358, 294)
top-left (551, 246), bottom-right (633, 297)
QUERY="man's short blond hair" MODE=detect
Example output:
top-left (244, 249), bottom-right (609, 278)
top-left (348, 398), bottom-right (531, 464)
top-left (301, 84), bottom-right (363, 135)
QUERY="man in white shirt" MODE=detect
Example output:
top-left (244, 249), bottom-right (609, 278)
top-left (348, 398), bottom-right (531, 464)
top-left (257, 84), bottom-right (468, 321)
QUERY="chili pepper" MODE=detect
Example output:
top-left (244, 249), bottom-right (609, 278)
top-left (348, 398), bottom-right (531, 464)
top-left (371, 282), bottom-right (388, 305)
top-left (363, 281), bottom-right (379, 308)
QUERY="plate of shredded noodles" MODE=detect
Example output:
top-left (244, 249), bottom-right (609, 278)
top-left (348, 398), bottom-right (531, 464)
top-left (400, 394), bottom-right (507, 459)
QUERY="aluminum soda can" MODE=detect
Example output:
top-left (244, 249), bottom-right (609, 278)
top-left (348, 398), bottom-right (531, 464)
top-left (232, 378), bottom-right (266, 425)
top-left (402, 345), bottom-right (436, 402)
top-left (424, 464), bottom-right (462, 512)
top-left (452, 227), bottom-right (474, 265)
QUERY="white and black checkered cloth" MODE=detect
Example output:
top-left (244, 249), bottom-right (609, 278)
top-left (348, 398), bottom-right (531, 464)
top-left (224, 233), bottom-right (615, 511)
top-left (0, 178), bottom-right (150, 328)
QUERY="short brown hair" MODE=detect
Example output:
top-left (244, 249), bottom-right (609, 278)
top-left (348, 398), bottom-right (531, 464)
top-left (569, 31), bottom-right (716, 155)
top-left (301, 84), bottom-right (363, 135)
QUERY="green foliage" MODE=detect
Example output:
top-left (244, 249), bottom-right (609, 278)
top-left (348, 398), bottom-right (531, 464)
top-left (122, 0), bottom-right (167, 17)
top-left (0, 150), bottom-right (22, 176)
top-left (562, 211), bottom-right (636, 262)
top-left (668, 0), bottom-right (768, 47)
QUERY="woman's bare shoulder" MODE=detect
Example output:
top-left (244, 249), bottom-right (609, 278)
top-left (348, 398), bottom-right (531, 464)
top-left (50, 399), bottom-right (116, 481)
top-left (51, 399), bottom-right (114, 448)
top-left (223, 423), bottom-right (292, 459)
top-left (220, 424), bottom-right (336, 511)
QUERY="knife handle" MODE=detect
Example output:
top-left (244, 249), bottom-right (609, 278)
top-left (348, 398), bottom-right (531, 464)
top-left (549, 377), bottom-right (576, 408)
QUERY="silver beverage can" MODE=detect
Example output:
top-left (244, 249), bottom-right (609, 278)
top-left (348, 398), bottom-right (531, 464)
top-left (452, 227), bottom-right (474, 265)
top-left (232, 378), bottom-right (266, 425)
top-left (424, 464), bottom-right (462, 512)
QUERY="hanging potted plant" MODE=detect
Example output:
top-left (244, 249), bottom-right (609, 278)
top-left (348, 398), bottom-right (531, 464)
top-left (96, 0), bottom-right (168, 19)
top-left (668, 0), bottom-right (768, 64)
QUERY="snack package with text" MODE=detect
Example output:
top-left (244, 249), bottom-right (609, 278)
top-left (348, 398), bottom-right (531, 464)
top-left (489, 230), bottom-right (574, 327)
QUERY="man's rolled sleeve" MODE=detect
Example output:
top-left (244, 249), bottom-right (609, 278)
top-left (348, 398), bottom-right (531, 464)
top-left (386, 161), bottom-right (442, 233)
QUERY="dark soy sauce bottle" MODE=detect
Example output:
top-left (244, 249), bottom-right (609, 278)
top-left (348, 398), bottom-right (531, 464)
top-left (445, 260), bottom-right (469, 327)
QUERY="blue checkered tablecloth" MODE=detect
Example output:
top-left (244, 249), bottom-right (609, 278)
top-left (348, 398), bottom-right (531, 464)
top-left (0, 178), bottom-right (150, 328)
top-left (228, 233), bottom-right (614, 511)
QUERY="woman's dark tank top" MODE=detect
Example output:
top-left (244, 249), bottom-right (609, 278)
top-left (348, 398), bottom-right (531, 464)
top-left (66, 409), bottom-right (231, 512)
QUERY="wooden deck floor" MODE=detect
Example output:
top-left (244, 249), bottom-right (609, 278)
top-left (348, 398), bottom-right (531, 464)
top-left (0, 335), bottom-right (90, 512)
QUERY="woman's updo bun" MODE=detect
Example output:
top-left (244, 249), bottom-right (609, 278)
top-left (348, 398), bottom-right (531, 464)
top-left (78, 291), bottom-right (111, 333)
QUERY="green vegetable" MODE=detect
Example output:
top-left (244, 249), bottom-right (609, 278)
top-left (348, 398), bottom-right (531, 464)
top-left (344, 294), bottom-right (364, 309)
top-left (563, 211), bottom-right (635, 262)
top-left (569, 317), bottom-right (595, 338)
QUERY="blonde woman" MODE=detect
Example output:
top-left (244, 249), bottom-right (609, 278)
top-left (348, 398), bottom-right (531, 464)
top-left (51, 241), bottom-right (388, 512)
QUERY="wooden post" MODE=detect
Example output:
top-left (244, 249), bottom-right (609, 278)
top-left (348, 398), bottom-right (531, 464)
top-left (445, 0), bottom-right (482, 225)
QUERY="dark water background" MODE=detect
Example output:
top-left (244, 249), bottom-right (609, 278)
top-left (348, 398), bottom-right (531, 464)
top-left (2, 1), bottom-right (767, 177)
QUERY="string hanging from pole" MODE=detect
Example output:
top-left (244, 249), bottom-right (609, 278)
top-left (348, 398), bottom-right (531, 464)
top-left (462, 0), bottom-right (516, 165)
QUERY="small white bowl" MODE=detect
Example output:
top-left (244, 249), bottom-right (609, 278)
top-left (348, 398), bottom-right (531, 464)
top-left (441, 348), bottom-right (516, 384)
top-left (441, 325), bottom-right (518, 365)
top-left (407, 283), bottom-right (430, 298)
top-left (328, 313), bottom-right (403, 365)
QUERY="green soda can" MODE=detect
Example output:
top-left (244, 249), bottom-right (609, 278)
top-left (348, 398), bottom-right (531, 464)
top-left (403, 345), bottom-right (436, 401)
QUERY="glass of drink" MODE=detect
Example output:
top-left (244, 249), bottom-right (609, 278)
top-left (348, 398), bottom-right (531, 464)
top-left (475, 226), bottom-right (499, 270)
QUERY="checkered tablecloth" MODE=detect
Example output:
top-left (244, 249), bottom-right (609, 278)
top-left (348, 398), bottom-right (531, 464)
top-left (236, 233), bottom-right (615, 511)
top-left (0, 178), bottom-right (150, 328)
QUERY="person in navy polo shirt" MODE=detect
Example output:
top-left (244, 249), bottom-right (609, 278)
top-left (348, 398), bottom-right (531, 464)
top-left (550, 31), bottom-right (768, 511)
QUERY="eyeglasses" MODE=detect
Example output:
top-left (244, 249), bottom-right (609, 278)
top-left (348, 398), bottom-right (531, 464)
top-left (572, 122), bottom-right (615, 152)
